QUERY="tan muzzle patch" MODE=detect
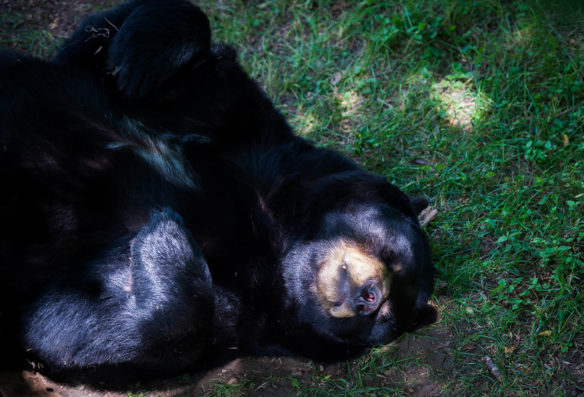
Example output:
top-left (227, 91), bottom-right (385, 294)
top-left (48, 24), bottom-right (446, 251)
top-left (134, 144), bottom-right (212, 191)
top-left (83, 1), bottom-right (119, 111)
top-left (316, 240), bottom-right (392, 318)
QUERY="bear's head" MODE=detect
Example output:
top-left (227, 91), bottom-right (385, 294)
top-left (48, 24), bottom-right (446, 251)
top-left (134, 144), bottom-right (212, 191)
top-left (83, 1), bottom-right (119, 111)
top-left (281, 172), bottom-right (436, 356)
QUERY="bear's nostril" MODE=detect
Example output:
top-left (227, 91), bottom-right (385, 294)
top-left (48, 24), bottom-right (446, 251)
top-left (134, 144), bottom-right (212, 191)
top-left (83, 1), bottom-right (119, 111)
top-left (360, 282), bottom-right (378, 303)
top-left (363, 290), bottom-right (375, 302)
top-left (357, 303), bottom-right (372, 313)
top-left (355, 282), bottom-right (381, 315)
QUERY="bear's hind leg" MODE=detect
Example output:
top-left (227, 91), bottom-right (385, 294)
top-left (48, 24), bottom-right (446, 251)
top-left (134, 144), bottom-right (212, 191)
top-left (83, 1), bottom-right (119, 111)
top-left (56, 0), bottom-right (211, 99)
top-left (21, 209), bottom-right (213, 374)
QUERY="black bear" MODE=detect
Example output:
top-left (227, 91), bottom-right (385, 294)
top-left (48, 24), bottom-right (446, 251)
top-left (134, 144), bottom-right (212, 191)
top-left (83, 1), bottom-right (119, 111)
top-left (0, 0), bottom-right (436, 380)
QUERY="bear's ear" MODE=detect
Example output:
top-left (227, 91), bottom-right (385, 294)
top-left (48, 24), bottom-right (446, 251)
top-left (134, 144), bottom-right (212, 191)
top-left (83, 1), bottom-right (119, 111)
top-left (408, 196), bottom-right (429, 215)
top-left (107, 0), bottom-right (211, 98)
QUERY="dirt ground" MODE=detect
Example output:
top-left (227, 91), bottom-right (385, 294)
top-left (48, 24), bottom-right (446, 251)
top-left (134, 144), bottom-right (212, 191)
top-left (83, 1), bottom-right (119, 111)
top-left (0, 0), bottom-right (104, 38)
top-left (0, 326), bottom-right (453, 397)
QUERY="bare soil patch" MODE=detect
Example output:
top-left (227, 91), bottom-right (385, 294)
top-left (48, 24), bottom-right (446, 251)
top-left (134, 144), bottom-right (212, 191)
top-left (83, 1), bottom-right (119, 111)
top-left (0, 326), bottom-right (454, 396)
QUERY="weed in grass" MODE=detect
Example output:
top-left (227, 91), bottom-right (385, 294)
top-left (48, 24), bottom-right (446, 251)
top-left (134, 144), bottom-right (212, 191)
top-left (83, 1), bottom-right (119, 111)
top-left (198, 377), bottom-right (255, 397)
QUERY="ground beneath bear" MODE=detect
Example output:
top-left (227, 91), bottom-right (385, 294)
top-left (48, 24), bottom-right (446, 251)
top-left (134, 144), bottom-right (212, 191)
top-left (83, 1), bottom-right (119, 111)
top-left (0, 327), bottom-right (454, 397)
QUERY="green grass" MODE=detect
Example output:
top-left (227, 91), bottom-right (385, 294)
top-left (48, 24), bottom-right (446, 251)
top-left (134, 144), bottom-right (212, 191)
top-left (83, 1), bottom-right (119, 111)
top-left (0, 10), bottom-right (59, 57)
top-left (198, 1), bottom-right (583, 394)
top-left (197, 1), bottom-right (584, 394)
top-left (3, 0), bottom-right (584, 395)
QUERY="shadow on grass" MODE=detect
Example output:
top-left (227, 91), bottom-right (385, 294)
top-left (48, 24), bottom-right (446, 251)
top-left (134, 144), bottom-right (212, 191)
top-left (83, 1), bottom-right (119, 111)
top-left (0, 325), bottom-right (453, 397)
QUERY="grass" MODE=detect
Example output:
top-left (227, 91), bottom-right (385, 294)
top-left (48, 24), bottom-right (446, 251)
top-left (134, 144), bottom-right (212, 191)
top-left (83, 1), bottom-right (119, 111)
top-left (0, 10), bottom-right (58, 57)
top-left (3, 0), bottom-right (584, 395)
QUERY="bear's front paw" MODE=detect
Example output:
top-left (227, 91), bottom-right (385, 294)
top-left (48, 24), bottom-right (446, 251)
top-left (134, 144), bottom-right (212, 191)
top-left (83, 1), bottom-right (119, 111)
top-left (131, 208), bottom-right (211, 286)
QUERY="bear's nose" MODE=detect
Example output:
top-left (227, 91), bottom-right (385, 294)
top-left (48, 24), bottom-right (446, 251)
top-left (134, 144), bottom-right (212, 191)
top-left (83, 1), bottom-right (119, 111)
top-left (355, 281), bottom-right (381, 315)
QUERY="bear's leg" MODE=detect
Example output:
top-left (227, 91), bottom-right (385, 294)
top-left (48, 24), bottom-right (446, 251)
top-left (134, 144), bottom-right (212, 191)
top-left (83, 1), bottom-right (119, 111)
top-left (21, 209), bottom-right (213, 373)
top-left (54, 0), bottom-right (147, 70)
top-left (55, 0), bottom-right (211, 98)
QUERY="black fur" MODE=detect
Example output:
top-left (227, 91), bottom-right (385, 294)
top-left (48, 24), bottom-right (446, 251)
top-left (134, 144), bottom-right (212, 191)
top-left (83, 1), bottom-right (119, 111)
top-left (0, 0), bottom-right (436, 380)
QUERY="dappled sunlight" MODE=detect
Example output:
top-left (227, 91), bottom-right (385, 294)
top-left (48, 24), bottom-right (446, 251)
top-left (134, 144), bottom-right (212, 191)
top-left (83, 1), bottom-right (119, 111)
top-left (396, 67), bottom-right (492, 134)
top-left (506, 24), bottom-right (536, 50)
top-left (432, 78), bottom-right (491, 133)
top-left (337, 89), bottom-right (364, 118)
top-left (293, 111), bottom-right (318, 136)
top-left (337, 89), bottom-right (364, 137)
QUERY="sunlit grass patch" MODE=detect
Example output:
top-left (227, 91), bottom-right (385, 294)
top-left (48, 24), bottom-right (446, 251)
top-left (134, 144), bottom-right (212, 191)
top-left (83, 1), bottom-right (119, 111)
top-left (431, 70), bottom-right (491, 133)
top-left (294, 110), bottom-right (319, 137)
